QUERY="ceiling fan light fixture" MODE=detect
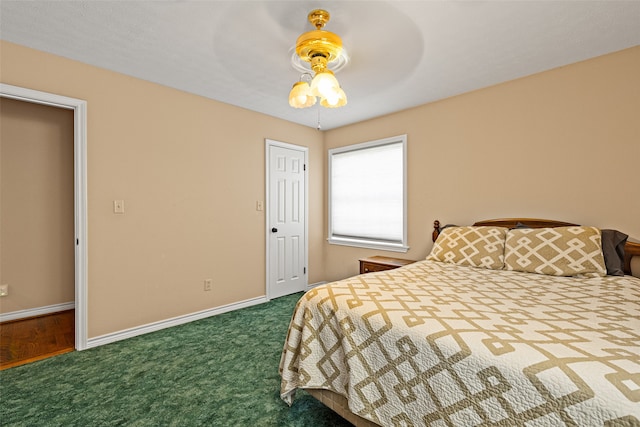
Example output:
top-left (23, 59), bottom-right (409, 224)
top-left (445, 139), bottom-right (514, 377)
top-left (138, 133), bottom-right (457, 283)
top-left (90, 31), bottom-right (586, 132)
top-left (289, 9), bottom-right (347, 109)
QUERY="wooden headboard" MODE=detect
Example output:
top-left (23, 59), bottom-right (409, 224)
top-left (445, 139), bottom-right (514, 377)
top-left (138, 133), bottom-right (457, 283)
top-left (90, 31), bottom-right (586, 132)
top-left (432, 218), bottom-right (640, 276)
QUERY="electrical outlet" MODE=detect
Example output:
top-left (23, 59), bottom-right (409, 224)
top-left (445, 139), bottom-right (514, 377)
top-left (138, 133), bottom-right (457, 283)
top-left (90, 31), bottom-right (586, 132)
top-left (204, 279), bottom-right (212, 292)
top-left (0, 284), bottom-right (8, 297)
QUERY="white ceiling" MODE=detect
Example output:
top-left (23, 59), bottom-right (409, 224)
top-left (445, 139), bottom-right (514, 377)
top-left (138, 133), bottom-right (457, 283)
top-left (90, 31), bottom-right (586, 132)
top-left (1, 1), bottom-right (639, 130)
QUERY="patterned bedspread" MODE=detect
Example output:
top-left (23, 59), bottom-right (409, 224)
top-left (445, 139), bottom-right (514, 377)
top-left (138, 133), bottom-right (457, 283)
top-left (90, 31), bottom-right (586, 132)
top-left (279, 260), bottom-right (640, 426)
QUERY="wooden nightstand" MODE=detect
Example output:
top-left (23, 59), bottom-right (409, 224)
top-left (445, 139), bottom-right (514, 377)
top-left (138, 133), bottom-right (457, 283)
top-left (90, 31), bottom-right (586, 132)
top-left (359, 256), bottom-right (416, 274)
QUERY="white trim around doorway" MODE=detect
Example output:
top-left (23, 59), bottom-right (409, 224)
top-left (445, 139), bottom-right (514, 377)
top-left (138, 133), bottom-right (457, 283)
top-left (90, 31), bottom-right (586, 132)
top-left (0, 83), bottom-right (88, 350)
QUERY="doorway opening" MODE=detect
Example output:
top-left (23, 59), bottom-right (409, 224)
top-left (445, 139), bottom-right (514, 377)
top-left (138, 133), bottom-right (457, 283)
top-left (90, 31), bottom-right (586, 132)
top-left (0, 83), bottom-right (88, 353)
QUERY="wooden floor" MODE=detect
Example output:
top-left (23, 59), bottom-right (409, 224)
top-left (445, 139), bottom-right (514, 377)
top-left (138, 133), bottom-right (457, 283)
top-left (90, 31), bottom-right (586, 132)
top-left (0, 310), bottom-right (75, 370)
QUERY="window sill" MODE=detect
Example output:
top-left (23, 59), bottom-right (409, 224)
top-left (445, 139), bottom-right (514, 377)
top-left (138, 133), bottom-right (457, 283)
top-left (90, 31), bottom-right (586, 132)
top-left (327, 237), bottom-right (409, 253)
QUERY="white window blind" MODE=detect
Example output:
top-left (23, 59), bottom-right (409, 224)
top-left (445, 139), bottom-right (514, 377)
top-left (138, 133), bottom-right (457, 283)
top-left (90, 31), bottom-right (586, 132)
top-left (328, 135), bottom-right (408, 251)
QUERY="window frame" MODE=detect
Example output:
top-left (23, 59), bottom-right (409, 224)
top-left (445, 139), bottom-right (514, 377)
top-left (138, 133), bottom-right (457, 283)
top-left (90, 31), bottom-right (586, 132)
top-left (327, 135), bottom-right (408, 252)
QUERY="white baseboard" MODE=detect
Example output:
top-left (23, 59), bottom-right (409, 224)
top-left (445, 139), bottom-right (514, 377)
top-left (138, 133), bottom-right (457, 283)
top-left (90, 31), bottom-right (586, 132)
top-left (0, 301), bottom-right (75, 323)
top-left (307, 281), bottom-right (327, 291)
top-left (86, 295), bottom-right (269, 349)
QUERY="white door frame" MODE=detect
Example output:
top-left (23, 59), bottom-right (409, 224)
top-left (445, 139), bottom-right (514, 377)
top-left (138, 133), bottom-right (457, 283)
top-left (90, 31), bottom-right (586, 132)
top-left (265, 139), bottom-right (308, 300)
top-left (1, 83), bottom-right (88, 350)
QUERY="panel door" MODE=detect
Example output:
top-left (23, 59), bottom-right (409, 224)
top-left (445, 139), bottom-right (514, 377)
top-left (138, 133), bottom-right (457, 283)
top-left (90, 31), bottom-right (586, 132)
top-left (268, 144), bottom-right (306, 298)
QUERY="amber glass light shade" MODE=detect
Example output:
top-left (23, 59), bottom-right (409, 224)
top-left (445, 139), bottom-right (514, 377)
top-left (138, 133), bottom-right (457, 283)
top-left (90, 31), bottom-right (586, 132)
top-left (310, 70), bottom-right (339, 98)
top-left (320, 86), bottom-right (347, 108)
top-left (288, 81), bottom-right (317, 108)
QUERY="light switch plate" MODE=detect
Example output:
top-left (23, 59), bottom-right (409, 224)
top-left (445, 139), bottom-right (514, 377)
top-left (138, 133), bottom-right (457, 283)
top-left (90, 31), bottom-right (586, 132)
top-left (114, 200), bottom-right (125, 214)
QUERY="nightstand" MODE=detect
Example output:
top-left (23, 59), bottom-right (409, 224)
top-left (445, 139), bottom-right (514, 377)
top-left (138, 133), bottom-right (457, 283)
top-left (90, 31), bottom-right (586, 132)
top-left (359, 256), bottom-right (416, 274)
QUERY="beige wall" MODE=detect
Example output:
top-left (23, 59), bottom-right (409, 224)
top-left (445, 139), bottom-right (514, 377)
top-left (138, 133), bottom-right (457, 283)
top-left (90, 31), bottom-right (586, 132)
top-left (0, 41), bottom-right (324, 337)
top-left (0, 98), bottom-right (75, 313)
top-left (323, 46), bottom-right (640, 282)
top-left (2, 40), bottom-right (638, 337)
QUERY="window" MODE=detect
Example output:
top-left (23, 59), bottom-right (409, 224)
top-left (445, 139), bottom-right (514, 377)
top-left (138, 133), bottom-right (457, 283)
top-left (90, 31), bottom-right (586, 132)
top-left (328, 135), bottom-right (408, 252)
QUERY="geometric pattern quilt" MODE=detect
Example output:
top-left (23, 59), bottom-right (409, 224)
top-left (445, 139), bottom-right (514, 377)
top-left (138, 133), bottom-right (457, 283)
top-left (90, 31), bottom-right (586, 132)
top-left (504, 226), bottom-right (607, 277)
top-left (427, 226), bottom-right (508, 270)
top-left (280, 260), bottom-right (640, 426)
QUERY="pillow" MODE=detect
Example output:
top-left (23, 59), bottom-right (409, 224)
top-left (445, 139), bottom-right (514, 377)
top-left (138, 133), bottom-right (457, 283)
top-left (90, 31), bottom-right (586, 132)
top-left (427, 226), bottom-right (508, 270)
top-left (600, 229), bottom-right (628, 276)
top-left (504, 226), bottom-right (606, 277)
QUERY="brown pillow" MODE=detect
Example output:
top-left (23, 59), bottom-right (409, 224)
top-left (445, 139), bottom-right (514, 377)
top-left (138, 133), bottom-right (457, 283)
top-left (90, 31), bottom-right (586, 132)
top-left (601, 229), bottom-right (628, 276)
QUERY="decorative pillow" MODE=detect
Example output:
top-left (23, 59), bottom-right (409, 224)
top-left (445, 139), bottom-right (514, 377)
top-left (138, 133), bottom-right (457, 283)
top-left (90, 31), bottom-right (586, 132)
top-left (600, 229), bottom-right (628, 276)
top-left (427, 226), bottom-right (508, 270)
top-left (504, 226), bottom-right (606, 277)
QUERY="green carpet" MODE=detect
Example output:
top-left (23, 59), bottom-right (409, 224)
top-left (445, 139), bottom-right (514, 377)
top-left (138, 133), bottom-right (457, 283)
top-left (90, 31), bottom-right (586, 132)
top-left (0, 293), bottom-right (353, 426)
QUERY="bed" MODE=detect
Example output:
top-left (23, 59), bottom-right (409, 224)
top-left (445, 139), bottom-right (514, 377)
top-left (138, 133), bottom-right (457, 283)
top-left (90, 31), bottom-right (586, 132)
top-left (279, 218), bottom-right (640, 426)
